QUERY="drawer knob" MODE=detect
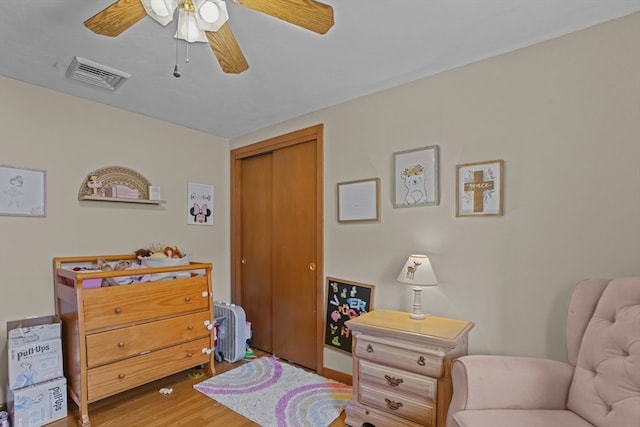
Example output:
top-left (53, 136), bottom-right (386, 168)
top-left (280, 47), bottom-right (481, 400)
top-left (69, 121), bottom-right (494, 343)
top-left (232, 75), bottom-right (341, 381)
top-left (118, 373), bottom-right (125, 379)
top-left (366, 344), bottom-right (374, 353)
top-left (385, 398), bottom-right (403, 411)
top-left (417, 356), bottom-right (426, 366)
top-left (187, 352), bottom-right (193, 358)
top-left (187, 325), bottom-right (194, 331)
top-left (184, 297), bottom-right (191, 302)
top-left (117, 342), bottom-right (125, 348)
top-left (384, 375), bottom-right (404, 387)
top-left (114, 307), bottom-right (122, 314)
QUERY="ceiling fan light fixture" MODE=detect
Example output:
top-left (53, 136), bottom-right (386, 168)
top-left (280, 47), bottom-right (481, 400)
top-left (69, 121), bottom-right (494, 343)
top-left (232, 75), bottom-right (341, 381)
top-left (194, 0), bottom-right (228, 31)
top-left (141, 0), bottom-right (178, 26)
top-left (175, 7), bottom-right (207, 42)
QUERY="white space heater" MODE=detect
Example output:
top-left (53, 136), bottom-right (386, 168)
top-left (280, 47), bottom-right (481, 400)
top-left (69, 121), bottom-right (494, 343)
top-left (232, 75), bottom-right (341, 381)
top-left (214, 301), bottom-right (248, 363)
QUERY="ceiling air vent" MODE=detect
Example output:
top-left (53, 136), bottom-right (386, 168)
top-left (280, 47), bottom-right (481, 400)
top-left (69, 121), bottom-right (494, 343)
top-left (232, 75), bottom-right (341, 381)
top-left (65, 57), bottom-right (131, 91)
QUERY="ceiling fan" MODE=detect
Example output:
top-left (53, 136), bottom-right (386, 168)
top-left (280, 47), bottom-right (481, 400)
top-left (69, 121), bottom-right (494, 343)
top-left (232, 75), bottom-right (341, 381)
top-left (84, 0), bottom-right (334, 74)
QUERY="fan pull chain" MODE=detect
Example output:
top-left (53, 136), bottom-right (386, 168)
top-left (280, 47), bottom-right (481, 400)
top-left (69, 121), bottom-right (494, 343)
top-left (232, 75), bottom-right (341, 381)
top-left (173, 39), bottom-right (181, 78)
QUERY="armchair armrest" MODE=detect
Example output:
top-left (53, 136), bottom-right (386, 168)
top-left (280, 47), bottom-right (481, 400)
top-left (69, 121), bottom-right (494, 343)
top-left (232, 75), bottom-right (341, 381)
top-left (448, 355), bottom-right (574, 417)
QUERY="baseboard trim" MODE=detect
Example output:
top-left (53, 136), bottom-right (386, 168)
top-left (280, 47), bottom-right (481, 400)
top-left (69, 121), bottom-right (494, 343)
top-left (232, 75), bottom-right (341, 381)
top-left (322, 367), bottom-right (352, 386)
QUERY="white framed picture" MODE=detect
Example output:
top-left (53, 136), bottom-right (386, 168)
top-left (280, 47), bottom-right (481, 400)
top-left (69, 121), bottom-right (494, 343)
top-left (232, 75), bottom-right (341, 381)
top-left (187, 182), bottom-right (214, 225)
top-left (456, 160), bottom-right (504, 217)
top-left (393, 145), bottom-right (440, 208)
top-left (0, 165), bottom-right (46, 217)
top-left (337, 178), bottom-right (380, 223)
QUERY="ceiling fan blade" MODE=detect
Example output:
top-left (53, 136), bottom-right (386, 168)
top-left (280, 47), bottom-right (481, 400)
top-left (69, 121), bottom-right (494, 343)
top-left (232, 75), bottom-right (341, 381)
top-left (205, 24), bottom-right (249, 74)
top-left (238, 0), bottom-right (334, 35)
top-left (84, 0), bottom-right (147, 37)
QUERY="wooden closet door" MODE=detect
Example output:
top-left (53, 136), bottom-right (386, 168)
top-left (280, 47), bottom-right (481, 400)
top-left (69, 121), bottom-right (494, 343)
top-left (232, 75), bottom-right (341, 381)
top-left (232, 125), bottom-right (323, 372)
top-left (239, 154), bottom-right (273, 353)
top-left (271, 140), bottom-right (318, 369)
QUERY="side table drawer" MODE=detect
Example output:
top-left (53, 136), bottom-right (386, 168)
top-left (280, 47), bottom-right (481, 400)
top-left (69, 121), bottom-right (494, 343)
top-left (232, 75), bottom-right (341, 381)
top-left (360, 383), bottom-right (435, 426)
top-left (355, 337), bottom-right (445, 378)
top-left (86, 311), bottom-right (212, 367)
top-left (359, 359), bottom-right (437, 401)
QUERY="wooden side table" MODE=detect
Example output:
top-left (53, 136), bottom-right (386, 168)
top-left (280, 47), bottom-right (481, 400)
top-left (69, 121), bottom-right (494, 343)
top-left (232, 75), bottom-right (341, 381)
top-left (345, 310), bottom-right (474, 427)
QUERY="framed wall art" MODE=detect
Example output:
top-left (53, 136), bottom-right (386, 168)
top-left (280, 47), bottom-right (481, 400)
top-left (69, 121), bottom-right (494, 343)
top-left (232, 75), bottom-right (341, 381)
top-left (187, 182), bottom-right (214, 225)
top-left (337, 178), bottom-right (380, 223)
top-left (456, 159), bottom-right (504, 217)
top-left (393, 145), bottom-right (439, 208)
top-left (0, 165), bottom-right (46, 217)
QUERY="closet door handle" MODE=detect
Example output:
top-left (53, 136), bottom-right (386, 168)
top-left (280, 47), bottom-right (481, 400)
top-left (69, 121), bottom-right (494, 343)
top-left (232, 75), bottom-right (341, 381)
top-left (309, 262), bottom-right (316, 271)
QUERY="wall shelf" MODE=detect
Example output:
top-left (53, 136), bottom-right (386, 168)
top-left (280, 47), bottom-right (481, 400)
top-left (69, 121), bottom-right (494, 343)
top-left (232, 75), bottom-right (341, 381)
top-left (78, 166), bottom-right (165, 205)
top-left (79, 196), bottom-right (166, 205)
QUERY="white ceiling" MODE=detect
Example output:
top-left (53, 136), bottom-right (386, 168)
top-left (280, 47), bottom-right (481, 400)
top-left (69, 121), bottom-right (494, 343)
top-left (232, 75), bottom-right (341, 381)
top-left (1, 1), bottom-right (637, 139)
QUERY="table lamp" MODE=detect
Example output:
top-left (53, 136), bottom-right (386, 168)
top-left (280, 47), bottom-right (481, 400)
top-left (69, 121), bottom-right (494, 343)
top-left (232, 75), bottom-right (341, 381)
top-left (397, 254), bottom-right (438, 320)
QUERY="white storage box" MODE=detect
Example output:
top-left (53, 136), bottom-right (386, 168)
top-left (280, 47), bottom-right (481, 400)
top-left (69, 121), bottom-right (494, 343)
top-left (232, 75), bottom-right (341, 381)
top-left (7, 377), bottom-right (67, 427)
top-left (7, 316), bottom-right (64, 390)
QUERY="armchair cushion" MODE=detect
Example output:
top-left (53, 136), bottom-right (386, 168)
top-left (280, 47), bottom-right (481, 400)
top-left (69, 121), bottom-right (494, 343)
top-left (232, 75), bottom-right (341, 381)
top-left (449, 355), bottom-right (574, 411)
top-left (453, 409), bottom-right (593, 427)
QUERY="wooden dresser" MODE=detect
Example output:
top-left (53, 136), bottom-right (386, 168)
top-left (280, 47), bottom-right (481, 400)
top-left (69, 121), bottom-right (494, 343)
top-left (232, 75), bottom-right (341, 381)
top-left (53, 254), bottom-right (215, 427)
top-left (345, 310), bottom-right (474, 427)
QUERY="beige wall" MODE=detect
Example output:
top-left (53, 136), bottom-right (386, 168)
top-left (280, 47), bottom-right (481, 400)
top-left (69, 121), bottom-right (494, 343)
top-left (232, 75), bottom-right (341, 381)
top-left (0, 78), bottom-right (231, 402)
top-left (231, 13), bottom-right (640, 374)
top-left (1, 12), bottom-right (638, 403)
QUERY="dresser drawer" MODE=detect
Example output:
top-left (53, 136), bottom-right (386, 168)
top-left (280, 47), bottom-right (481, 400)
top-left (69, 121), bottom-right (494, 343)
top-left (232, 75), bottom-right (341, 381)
top-left (86, 311), bottom-right (212, 367)
top-left (359, 359), bottom-right (437, 401)
top-left (82, 277), bottom-right (210, 330)
top-left (355, 337), bottom-right (444, 378)
top-left (87, 336), bottom-right (210, 402)
top-left (360, 383), bottom-right (435, 426)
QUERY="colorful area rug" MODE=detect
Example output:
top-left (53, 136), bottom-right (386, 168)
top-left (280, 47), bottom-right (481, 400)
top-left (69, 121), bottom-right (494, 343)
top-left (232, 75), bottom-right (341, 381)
top-left (194, 357), bottom-right (352, 427)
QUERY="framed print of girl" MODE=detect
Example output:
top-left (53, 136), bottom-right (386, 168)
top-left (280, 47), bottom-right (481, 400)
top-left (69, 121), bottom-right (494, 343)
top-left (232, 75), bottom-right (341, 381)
top-left (0, 165), bottom-right (46, 217)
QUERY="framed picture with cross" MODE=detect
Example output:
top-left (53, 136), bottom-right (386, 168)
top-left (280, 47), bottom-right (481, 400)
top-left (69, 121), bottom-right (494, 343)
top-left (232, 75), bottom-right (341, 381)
top-left (456, 159), bottom-right (504, 217)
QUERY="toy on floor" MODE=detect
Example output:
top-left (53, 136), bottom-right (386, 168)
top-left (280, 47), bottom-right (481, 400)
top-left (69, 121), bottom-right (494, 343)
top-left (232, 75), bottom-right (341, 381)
top-left (245, 339), bottom-right (256, 359)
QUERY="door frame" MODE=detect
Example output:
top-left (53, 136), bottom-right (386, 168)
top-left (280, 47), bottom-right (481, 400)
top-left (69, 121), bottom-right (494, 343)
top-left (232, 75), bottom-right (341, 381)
top-left (230, 124), bottom-right (324, 373)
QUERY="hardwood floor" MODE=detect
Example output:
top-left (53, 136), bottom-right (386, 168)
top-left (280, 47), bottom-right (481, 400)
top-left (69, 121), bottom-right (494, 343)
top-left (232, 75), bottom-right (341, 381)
top-left (48, 352), bottom-right (349, 427)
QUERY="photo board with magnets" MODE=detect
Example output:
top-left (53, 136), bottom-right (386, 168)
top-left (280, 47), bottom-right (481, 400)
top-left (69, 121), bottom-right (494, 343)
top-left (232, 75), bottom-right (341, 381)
top-left (324, 277), bottom-right (374, 354)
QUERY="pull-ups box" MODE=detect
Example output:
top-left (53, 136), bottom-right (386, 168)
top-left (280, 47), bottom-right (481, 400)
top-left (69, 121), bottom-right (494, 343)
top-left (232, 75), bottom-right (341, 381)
top-left (7, 316), bottom-right (64, 390)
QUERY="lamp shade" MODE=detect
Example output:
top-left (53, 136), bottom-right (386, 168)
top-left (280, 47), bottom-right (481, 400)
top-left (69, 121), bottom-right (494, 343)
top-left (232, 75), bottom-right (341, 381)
top-left (141, 0), bottom-right (178, 26)
top-left (193, 0), bottom-right (229, 32)
top-left (397, 254), bottom-right (437, 286)
top-left (175, 7), bottom-right (207, 42)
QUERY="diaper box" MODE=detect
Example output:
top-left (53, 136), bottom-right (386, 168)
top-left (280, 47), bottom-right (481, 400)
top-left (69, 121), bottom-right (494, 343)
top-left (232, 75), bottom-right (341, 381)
top-left (7, 377), bottom-right (67, 427)
top-left (105, 185), bottom-right (139, 199)
top-left (7, 316), bottom-right (64, 390)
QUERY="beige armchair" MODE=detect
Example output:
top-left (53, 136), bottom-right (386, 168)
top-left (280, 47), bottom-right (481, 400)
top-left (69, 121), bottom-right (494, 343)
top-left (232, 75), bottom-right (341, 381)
top-left (447, 277), bottom-right (640, 427)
